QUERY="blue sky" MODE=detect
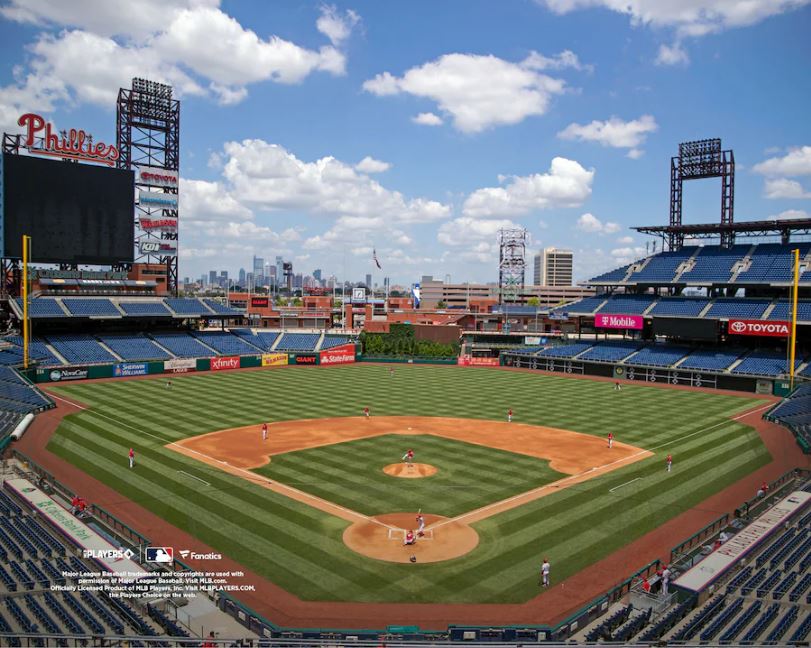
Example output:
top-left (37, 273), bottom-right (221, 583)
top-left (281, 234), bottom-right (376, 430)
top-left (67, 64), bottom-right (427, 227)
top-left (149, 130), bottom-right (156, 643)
top-left (1, 0), bottom-right (810, 285)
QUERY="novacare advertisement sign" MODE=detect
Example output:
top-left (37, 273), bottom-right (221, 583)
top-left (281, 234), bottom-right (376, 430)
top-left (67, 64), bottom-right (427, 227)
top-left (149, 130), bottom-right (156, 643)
top-left (594, 314), bottom-right (644, 330)
top-left (728, 319), bottom-right (790, 337)
top-left (139, 190), bottom-right (178, 208)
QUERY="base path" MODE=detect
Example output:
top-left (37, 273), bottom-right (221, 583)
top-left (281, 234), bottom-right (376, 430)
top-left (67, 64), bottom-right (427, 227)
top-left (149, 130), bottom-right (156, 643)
top-left (382, 463), bottom-right (437, 478)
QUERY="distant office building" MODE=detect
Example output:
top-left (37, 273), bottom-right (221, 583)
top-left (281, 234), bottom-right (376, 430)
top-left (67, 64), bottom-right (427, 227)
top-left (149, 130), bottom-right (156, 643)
top-left (238, 268), bottom-right (246, 286)
top-left (208, 270), bottom-right (217, 286)
top-left (533, 253), bottom-right (542, 286)
top-left (538, 247), bottom-right (573, 287)
top-left (365, 273), bottom-right (372, 288)
top-left (313, 269), bottom-right (322, 283)
top-left (253, 256), bottom-right (264, 285)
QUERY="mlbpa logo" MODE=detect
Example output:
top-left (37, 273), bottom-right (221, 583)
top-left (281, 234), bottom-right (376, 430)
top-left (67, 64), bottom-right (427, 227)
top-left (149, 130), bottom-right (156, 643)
top-left (145, 546), bottom-right (174, 563)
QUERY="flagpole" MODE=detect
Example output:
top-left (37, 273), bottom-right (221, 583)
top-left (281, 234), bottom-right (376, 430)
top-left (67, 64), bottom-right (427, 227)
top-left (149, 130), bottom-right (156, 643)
top-left (789, 247), bottom-right (799, 390)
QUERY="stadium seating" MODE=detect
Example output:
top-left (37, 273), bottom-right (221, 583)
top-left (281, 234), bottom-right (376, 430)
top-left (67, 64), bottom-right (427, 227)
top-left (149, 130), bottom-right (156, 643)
top-left (232, 329), bottom-right (279, 351)
top-left (46, 334), bottom-right (117, 364)
top-left (0, 367), bottom-right (50, 411)
top-left (191, 330), bottom-right (263, 355)
top-left (2, 336), bottom-right (62, 366)
top-left (704, 298), bottom-right (771, 319)
top-left (536, 342), bottom-right (593, 358)
top-left (97, 334), bottom-right (171, 361)
top-left (679, 348), bottom-right (744, 371)
top-left (595, 294), bottom-right (656, 314)
top-left (579, 340), bottom-right (645, 362)
top-left (276, 333), bottom-right (320, 351)
top-left (321, 336), bottom-right (351, 349)
top-left (118, 300), bottom-right (171, 316)
top-left (589, 263), bottom-right (634, 284)
top-left (768, 300), bottom-right (811, 322)
top-left (164, 298), bottom-right (211, 316)
top-left (559, 295), bottom-right (607, 315)
top-left (202, 299), bottom-right (243, 316)
top-left (61, 298), bottom-right (120, 317)
top-left (679, 245), bottom-right (751, 284)
top-left (17, 297), bottom-right (68, 318)
top-left (731, 350), bottom-right (799, 377)
top-left (626, 248), bottom-right (696, 283)
top-left (149, 332), bottom-right (215, 358)
top-left (649, 297), bottom-right (710, 317)
top-left (626, 344), bottom-right (690, 367)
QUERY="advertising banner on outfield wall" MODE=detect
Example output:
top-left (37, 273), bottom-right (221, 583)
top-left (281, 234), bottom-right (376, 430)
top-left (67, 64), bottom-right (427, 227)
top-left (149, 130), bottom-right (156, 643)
top-left (594, 314), bottom-right (644, 330)
top-left (319, 343), bottom-right (356, 365)
top-left (164, 358), bottom-right (196, 373)
top-left (457, 355), bottom-right (500, 366)
top-left (728, 319), bottom-right (790, 337)
top-left (290, 353), bottom-right (318, 365)
top-left (211, 356), bottom-right (240, 371)
top-left (113, 363), bottom-right (148, 377)
top-left (262, 353), bottom-right (288, 367)
top-left (48, 367), bottom-right (88, 382)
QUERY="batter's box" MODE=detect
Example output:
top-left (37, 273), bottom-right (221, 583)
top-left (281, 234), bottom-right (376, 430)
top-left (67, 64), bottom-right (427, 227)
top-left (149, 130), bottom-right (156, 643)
top-left (387, 528), bottom-right (434, 541)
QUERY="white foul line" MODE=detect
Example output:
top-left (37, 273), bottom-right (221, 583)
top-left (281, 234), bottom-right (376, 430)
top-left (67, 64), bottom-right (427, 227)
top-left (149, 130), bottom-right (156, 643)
top-left (609, 477), bottom-right (641, 493)
top-left (176, 470), bottom-right (210, 486)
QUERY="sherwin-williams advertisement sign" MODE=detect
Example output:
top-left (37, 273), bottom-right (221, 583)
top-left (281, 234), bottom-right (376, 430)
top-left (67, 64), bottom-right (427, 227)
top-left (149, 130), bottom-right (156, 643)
top-left (113, 363), bottom-right (148, 377)
top-left (594, 314), bottom-right (644, 330)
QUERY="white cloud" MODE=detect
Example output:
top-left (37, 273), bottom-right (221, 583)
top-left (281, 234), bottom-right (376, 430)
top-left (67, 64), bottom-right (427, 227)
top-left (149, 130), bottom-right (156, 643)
top-left (438, 217), bottom-right (522, 263)
top-left (538, 0), bottom-right (811, 38)
top-left (610, 245), bottom-right (647, 265)
top-left (655, 42), bottom-right (689, 65)
top-left (463, 157), bottom-right (594, 217)
top-left (558, 115), bottom-right (658, 156)
top-left (617, 235), bottom-right (635, 244)
top-left (315, 4), bottom-right (360, 46)
top-left (180, 178), bottom-right (253, 223)
top-left (763, 178), bottom-right (811, 199)
top-left (355, 156), bottom-right (391, 174)
top-left (364, 51), bottom-right (581, 133)
top-left (0, 2), bottom-right (355, 112)
top-left (576, 213), bottom-right (620, 234)
top-left (412, 112), bottom-right (444, 126)
top-left (753, 146), bottom-right (811, 176)
top-left (770, 209), bottom-right (810, 220)
top-left (220, 139), bottom-right (450, 224)
top-left (521, 49), bottom-right (593, 72)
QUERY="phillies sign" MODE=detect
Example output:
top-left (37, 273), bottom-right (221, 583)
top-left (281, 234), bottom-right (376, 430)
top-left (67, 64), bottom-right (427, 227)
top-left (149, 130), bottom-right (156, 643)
top-left (18, 113), bottom-right (119, 166)
top-left (728, 319), bottom-right (790, 337)
top-left (594, 314), bottom-right (644, 330)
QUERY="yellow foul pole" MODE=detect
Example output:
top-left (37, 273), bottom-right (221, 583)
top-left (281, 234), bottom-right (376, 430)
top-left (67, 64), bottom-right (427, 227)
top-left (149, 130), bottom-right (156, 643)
top-left (22, 235), bottom-right (31, 369)
top-left (789, 247), bottom-right (799, 389)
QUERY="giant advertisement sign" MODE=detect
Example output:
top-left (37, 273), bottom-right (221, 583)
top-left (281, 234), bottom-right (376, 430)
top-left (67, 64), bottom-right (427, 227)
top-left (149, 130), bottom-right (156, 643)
top-left (290, 354), bottom-right (318, 365)
top-left (319, 343), bottom-right (356, 365)
top-left (674, 491), bottom-right (810, 592)
top-left (164, 358), bottom-right (196, 373)
top-left (139, 240), bottom-right (178, 257)
top-left (138, 215), bottom-right (178, 232)
top-left (113, 363), bottom-right (148, 377)
top-left (251, 296), bottom-right (270, 308)
top-left (138, 165), bottom-right (178, 187)
top-left (261, 353), bottom-right (288, 367)
top-left (211, 356), bottom-right (240, 371)
top-left (139, 190), bottom-right (178, 208)
top-left (594, 314), bottom-right (644, 330)
top-left (49, 367), bottom-right (88, 382)
top-left (728, 319), bottom-right (790, 337)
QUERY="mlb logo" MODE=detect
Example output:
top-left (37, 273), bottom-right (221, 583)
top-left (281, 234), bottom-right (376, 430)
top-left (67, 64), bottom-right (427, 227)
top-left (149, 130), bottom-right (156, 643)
top-left (145, 546), bottom-right (174, 563)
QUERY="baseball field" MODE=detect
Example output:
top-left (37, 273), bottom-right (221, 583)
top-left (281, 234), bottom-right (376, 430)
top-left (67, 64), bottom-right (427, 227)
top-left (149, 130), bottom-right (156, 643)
top-left (42, 364), bottom-right (771, 606)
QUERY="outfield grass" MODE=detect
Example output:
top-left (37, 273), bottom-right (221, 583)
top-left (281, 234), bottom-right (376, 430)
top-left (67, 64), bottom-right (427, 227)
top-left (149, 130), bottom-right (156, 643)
top-left (259, 433), bottom-right (565, 517)
top-left (45, 365), bottom-right (771, 605)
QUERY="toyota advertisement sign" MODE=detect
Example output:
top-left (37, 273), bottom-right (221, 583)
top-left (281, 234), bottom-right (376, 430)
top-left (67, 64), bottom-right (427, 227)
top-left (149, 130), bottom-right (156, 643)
top-left (728, 319), bottom-right (790, 337)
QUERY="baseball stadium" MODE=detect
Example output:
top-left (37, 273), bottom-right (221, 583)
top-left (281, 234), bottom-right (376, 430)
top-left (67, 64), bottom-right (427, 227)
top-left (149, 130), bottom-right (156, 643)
top-left (0, 56), bottom-right (811, 648)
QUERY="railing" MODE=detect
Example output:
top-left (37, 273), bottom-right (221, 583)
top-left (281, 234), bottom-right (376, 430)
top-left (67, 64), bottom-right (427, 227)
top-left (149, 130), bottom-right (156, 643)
top-left (90, 502), bottom-right (150, 550)
top-left (670, 513), bottom-right (729, 563)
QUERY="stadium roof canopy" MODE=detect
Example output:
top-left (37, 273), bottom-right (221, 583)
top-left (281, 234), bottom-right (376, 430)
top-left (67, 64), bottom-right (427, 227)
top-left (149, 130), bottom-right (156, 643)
top-left (634, 218), bottom-right (811, 240)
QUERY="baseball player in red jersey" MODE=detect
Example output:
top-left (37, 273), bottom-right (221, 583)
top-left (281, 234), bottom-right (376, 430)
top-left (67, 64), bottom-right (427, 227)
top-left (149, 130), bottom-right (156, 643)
top-left (128, 447), bottom-right (135, 469)
top-left (402, 449), bottom-right (414, 465)
top-left (507, 408), bottom-right (513, 423)
top-left (363, 406), bottom-right (370, 418)
top-left (261, 422), bottom-right (268, 441)
top-left (403, 530), bottom-right (415, 546)
top-left (416, 514), bottom-right (425, 537)
top-left (607, 432), bottom-right (614, 449)
top-left (666, 453), bottom-right (672, 472)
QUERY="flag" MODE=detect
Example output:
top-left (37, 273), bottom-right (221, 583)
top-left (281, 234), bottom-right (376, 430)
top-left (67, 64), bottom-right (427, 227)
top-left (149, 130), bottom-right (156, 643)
top-left (373, 249), bottom-right (382, 269)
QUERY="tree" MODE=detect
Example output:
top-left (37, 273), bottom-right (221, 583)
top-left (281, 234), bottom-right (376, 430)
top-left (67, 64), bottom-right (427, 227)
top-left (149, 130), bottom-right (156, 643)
top-left (436, 300), bottom-right (447, 309)
top-left (526, 297), bottom-right (540, 307)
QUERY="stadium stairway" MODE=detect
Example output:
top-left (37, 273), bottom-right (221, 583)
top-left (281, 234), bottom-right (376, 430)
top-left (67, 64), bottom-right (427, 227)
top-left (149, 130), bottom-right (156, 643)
top-left (313, 331), bottom-right (327, 351)
top-left (95, 340), bottom-right (122, 362)
top-left (148, 337), bottom-right (177, 358)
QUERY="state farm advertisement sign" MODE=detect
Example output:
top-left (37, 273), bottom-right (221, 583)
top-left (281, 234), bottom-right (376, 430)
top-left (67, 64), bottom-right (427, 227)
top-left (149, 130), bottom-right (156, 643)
top-left (210, 356), bottom-right (240, 371)
top-left (728, 319), bottom-right (790, 337)
top-left (594, 314), bottom-right (644, 330)
top-left (319, 343), bottom-right (356, 365)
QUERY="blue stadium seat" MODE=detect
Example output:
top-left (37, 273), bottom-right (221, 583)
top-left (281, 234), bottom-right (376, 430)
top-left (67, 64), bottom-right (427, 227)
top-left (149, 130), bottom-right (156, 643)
top-left (191, 331), bottom-right (262, 355)
top-left (321, 336), bottom-right (351, 349)
top-left (16, 298), bottom-right (68, 318)
top-left (732, 351), bottom-right (799, 377)
top-left (704, 298), bottom-right (771, 319)
top-left (649, 297), bottom-right (710, 317)
top-left (118, 301), bottom-right (171, 316)
top-left (98, 334), bottom-right (170, 361)
top-left (627, 248), bottom-right (696, 283)
top-left (149, 332), bottom-right (215, 358)
top-left (679, 349), bottom-right (743, 371)
top-left (679, 245), bottom-right (750, 284)
top-left (579, 341), bottom-right (645, 362)
top-left (62, 298), bottom-right (120, 317)
top-left (536, 342), bottom-right (593, 358)
top-left (626, 344), bottom-right (690, 367)
top-left (589, 262), bottom-right (634, 283)
top-left (232, 329), bottom-right (280, 351)
top-left (164, 298), bottom-right (210, 316)
top-left (202, 299), bottom-right (244, 316)
top-left (275, 333), bottom-right (321, 351)
top-left (596, 294), bottom-right (657, 314)
top-left (559, 295), bottom-right (607, 315)
top-left (46, 334), bottom-right (117, 364)
top-left (768, 300), bottom-right (811, 322)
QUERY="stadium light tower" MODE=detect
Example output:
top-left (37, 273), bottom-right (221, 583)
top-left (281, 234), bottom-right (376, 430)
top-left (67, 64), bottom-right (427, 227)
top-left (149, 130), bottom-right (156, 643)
top-left (116, 78), bottom-right (180, 295)
top-left (498, 228), bottom-right (528, 304)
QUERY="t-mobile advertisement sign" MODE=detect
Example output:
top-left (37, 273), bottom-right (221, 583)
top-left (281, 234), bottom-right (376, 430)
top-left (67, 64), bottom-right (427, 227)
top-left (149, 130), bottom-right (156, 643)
top-left (728, 319), bottom-right (790, 337)
top-left (594, 314), bottom-right (644, 330)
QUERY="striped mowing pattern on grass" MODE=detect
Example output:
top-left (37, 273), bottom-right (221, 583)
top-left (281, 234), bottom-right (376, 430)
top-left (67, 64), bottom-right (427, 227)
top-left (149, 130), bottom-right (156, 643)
top-left (45, 365), bottom-right (770, 604)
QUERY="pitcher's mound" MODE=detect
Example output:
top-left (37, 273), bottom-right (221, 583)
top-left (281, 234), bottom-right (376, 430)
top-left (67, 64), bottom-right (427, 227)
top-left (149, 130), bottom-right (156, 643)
top-left (343, 513), bottom-right (478, 563)
top-left (382, 463), bottom-right (437, 478)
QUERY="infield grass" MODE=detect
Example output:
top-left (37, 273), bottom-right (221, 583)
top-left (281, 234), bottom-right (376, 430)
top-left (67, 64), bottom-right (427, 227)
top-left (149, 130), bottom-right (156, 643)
top-left (45, 365), bottom-right (771, 606)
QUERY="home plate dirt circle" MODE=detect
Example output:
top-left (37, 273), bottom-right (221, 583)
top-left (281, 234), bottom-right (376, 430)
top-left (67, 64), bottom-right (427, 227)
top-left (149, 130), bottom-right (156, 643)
top-left (382, 462), bottom-right (437, 478)
top-left (343, 513), bottom-right (479, 563)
